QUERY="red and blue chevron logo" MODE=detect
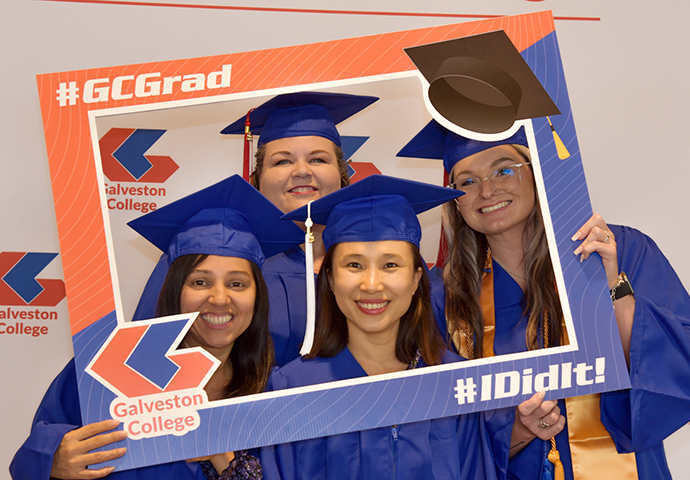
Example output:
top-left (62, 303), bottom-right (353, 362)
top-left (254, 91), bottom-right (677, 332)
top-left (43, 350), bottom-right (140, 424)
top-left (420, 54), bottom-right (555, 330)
top-left (0, 252), bottom-right (66, 306)
top-left (88, 314), bottom-right (217, 398)
top-left (99, 128), bottom-right (179, 183)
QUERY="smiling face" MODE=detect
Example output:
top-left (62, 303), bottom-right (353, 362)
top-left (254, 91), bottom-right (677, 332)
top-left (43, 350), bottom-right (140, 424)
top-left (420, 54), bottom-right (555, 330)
top-left (179, 255), bottom-right (256, 360)
top-left (327, 241), bottom-right (422, 343)
top-left (450, 144), bottom-right (535, 240)
top-left (257, 135), bottom-right (342, 214)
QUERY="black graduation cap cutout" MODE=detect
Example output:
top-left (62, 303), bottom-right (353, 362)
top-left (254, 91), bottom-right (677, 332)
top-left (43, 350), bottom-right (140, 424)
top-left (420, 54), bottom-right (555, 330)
top-left (404, 30), bottom-right (560, 134)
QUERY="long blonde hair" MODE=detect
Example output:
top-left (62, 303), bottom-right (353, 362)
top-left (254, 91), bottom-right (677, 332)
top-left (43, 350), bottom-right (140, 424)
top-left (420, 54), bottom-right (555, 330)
top-left (442, 145), bottom-right (563, 358)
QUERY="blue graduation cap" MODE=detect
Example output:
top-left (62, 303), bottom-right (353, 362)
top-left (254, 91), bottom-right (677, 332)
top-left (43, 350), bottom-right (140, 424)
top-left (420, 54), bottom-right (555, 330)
top-left (220, 91), bottom-right (378, 147)
top-left (284, 174), bottom-right (463, 250)
top-left (282, 174), bottom-right (462, 355)
top-left (397, 120), bottom-right (528, 174)
top-left (128, 175), bottom-right (304, 269)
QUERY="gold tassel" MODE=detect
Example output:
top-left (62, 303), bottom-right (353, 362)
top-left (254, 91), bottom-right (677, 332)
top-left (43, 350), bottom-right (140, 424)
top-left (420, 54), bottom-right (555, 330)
top-left (547, 117), bottom-right (570, 160)
top-left (548, 438), bottom-right (564, 480)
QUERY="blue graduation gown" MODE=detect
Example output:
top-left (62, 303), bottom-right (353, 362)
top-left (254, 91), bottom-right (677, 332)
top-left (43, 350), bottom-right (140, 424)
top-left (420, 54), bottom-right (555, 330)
top-left (261, 246), bottom-right (309, 367)
top-left (9, 359), bottom-right (205, 480)
top-left (430, 225), bottom-right (690, 480)
top-left (260, 348), bottom-right (497, 480)
top-left (133, 246), bottom-right (308, 367)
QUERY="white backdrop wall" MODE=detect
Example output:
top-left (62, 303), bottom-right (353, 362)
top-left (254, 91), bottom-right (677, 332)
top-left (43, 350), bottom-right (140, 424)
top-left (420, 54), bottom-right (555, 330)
top-left (2, 1), bottom-right (689, 478)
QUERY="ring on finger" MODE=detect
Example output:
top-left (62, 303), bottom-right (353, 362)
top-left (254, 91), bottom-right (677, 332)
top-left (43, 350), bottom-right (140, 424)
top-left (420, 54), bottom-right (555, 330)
top-left (604, 230), bottom-right (610, 243)
top-left (538, 420), bottom-right (550, 430)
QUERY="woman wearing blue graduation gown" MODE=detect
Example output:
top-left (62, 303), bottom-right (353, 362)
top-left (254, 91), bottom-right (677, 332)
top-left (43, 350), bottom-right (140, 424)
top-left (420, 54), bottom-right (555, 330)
top-left (10, 176), bottom-right (304, 480)
top-left (262, 349), bottom-right (493, 480)
top-left (132, 242), bottom-right (311, 367)
top-left (260, 175), bottom-right (497, 480)
top-left (134, 92), bottom-right (378, 367)
top-left (399, 121), bottom-right (690, 480)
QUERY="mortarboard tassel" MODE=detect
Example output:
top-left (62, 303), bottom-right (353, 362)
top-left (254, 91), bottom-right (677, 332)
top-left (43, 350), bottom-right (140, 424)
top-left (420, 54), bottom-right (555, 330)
top-left (242, 109), bottom-right (255, 181)
top-left (547, 117), bottom-right (570, 160)
top-left (300, 201), bottom-right (316, 356)
top-left (548, 435), bottom-right (564, 480)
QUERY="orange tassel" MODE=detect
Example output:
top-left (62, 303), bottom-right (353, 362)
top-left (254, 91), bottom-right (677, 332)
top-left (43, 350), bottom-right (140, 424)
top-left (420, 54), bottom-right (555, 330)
top-left (548, 438), bottom-right (564, 480)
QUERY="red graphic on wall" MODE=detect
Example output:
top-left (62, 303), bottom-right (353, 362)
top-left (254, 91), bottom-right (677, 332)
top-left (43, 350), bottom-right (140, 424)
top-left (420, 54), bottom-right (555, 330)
top-left (349, 162), bottom-right (382, 183)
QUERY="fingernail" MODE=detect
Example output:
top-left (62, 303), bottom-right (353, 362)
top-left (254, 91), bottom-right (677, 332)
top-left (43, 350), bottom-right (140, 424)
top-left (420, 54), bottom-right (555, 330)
top-left (571, 232), bottom-right (581, 241)
top-left (580, 254), bottom-right (584, 263)
top-left (573, 246), bottom-right (582, 256)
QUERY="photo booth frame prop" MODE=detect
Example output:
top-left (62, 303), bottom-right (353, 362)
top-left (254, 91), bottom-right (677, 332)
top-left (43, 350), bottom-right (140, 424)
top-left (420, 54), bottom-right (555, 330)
top-left (36, 10), bottom-right (631, 471)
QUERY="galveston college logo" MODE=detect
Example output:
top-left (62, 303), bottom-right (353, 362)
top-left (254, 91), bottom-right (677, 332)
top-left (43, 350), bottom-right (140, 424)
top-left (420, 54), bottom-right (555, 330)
top-left (0, 252), bottom-right (66, 337)
top-left (0, 252), bottom-right (65, 305)
top-left (100, 128), bottom-right (178, 214)
top-left (86, 314), bottom-right (218, 439)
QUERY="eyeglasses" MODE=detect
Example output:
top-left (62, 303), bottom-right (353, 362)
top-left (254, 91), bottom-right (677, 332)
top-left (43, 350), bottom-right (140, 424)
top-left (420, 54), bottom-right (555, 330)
top-left (448, 162), bottom-right (529, 205)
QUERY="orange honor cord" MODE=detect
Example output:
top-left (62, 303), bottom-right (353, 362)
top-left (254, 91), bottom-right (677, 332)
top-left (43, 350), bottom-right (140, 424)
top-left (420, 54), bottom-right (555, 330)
top-left (479, 259), bottom-right (497, 358)
top-left (473, 255), bottom-right (638, 479)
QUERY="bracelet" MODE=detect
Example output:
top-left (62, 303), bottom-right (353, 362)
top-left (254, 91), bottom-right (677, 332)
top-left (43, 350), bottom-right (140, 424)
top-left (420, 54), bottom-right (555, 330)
top-left (510, 441), bottom-right (525, 450)
top-left (610, 272), bottom-right (634, 306)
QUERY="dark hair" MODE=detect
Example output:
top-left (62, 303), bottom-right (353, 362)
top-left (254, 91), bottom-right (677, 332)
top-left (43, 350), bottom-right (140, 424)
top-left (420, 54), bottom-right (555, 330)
top-left (306, 242), bottom-right (444, 366)
top-left (157, 254), bottom-right (274, 398)
top-left (442, 145), bottom-right (563, 359)
top-left (249, 141), bottom-right (350, 191)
